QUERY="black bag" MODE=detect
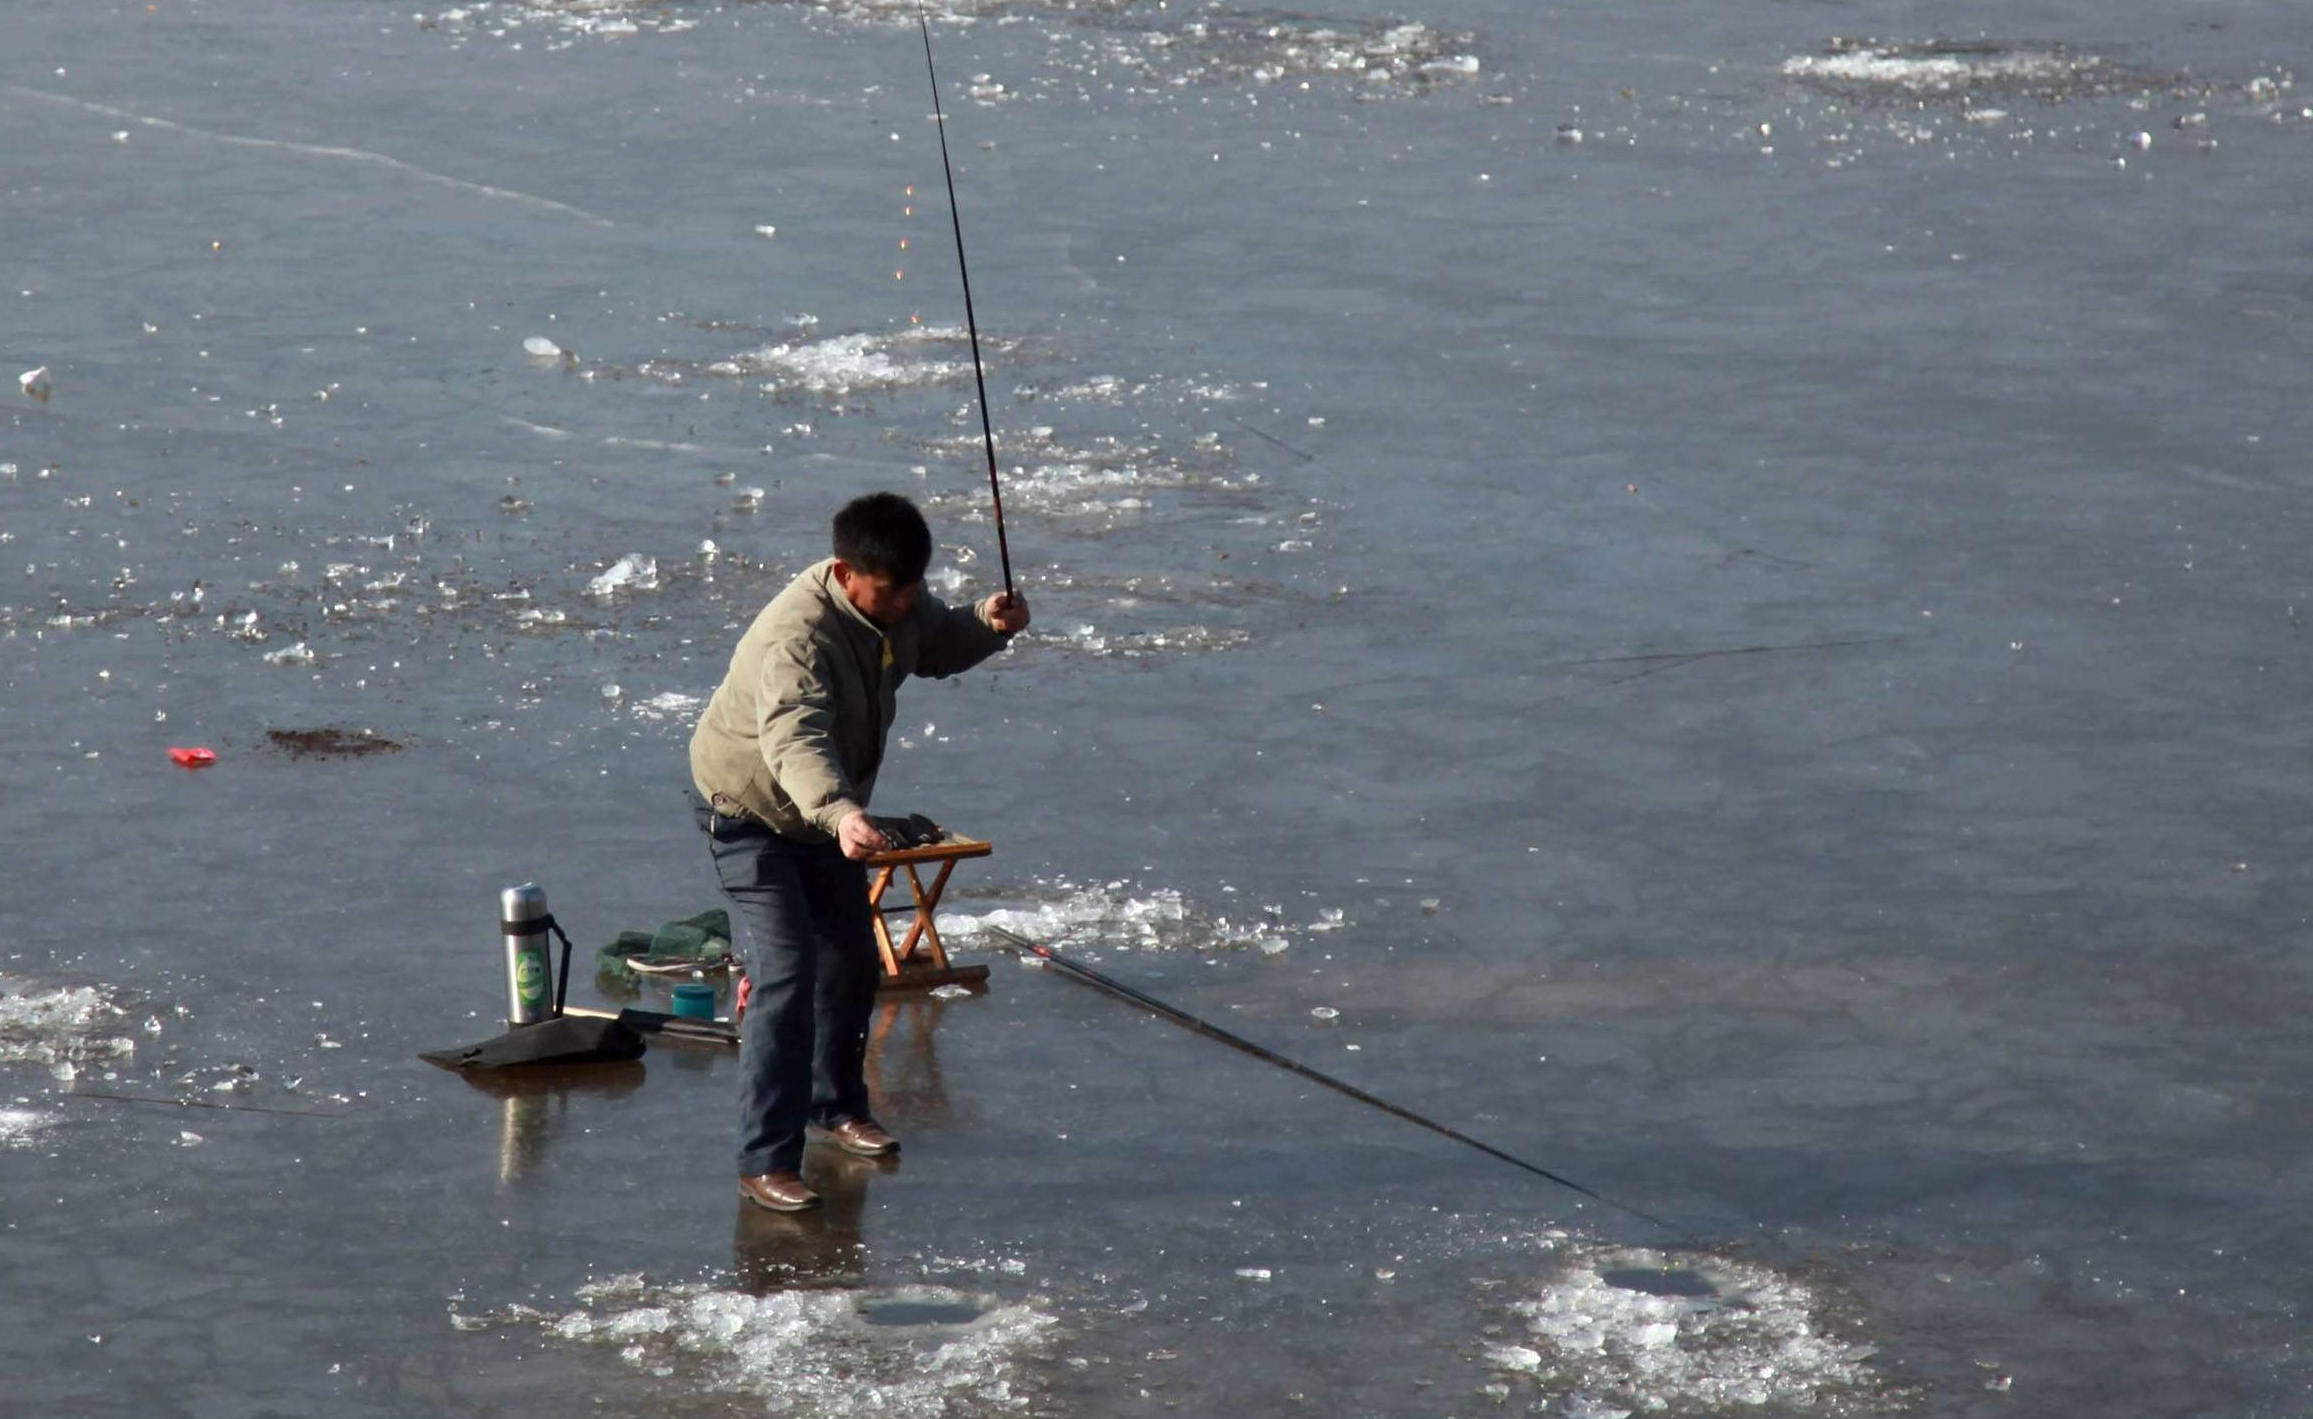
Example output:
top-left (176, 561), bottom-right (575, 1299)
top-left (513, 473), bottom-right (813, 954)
top-left (420, 1014), bottom-right (646, 1071)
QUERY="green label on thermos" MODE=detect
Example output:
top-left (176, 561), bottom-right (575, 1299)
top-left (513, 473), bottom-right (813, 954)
top-left (515, 950), bottom-right (547, 1005)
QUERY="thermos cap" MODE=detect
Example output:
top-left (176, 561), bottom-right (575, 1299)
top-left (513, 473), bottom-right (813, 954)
top-left (500, 883), bottom-right (550, 925)
top-left (671, 982), bottom-right (718, 1019)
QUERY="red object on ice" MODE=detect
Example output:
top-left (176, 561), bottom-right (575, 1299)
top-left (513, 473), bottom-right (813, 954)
top-left (167, 747), bottom-right (218, 769)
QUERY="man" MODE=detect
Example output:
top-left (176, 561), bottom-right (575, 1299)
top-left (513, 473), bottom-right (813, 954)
top-left (690, 492), bottom-right (1028, 1212)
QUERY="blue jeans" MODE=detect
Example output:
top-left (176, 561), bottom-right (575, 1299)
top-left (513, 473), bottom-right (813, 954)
top-left (693, 793), bottom-right (879, 1176)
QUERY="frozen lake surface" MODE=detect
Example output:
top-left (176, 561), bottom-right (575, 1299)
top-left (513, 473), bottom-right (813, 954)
top-left (4, 0), bottom-right (2311, 1412)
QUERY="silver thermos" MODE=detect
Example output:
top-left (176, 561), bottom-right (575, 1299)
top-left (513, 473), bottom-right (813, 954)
top-left (501, 883), bottom-right (556, 1027)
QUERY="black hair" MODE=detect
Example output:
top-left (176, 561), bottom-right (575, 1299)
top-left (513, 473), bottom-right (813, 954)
top-left (831, 492), bottom-right (934, 584)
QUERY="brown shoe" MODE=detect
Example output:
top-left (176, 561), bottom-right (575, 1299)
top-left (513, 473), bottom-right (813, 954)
top-left (818, 1117), bottom-right (899, 1157)
top-left (737, 1170), bottom-right (821, 1212)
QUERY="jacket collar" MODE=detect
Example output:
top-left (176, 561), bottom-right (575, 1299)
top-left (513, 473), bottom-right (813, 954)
top-left (812, 558), bottom-right (891, 641)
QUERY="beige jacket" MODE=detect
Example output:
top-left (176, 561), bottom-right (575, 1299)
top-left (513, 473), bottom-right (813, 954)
top-left (689, 559), bottom-right (1012, 841)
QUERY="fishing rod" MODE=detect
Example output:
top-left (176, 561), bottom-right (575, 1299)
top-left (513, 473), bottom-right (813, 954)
top-left (64, 1090), bottom-right (349, 1120)
top-left (913, 1), bottom-right (1015, 598)
top-left (986, 927), bottom-right (1694, 1241)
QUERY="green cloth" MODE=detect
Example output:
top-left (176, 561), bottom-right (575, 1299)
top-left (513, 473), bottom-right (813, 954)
top-left (594, 909), bottom-right (733, 991)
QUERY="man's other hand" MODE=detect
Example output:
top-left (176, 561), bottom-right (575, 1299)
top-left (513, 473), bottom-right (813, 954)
top-left (983, 590), bottom-right (1031, 634)
top-left (837, 810), bottom-right (890, 860)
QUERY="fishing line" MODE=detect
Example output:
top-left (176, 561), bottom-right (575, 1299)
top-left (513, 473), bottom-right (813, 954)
top-left (986, 927), bottom-right (1695, 1240)
top-left (914, 1), bottom-right (1015, 597)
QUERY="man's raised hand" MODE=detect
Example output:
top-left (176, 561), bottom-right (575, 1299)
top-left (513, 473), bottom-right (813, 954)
top-left (984, 590), bottom-right (1031, 635)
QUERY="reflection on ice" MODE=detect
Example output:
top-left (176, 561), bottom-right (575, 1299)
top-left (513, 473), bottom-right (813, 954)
top-left (422, 1), bottom-right (701, 42)
top-left (0, 1107), bottom-right (56, 1148)
top-left (506, 1275), bottom-right (1055, 1416)
top-left (1492, 1241), bottom-right (1895, 1415)
top-left (1782, 40), bottom-right (2147, 102)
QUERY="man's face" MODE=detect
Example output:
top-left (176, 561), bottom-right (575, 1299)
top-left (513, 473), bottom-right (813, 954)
top-left (833, 561), bottom-right (921, 628)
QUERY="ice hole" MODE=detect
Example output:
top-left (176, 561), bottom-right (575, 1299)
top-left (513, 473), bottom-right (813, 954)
top-left (856, 1297), bottom-right (987, 1328)
top-left (1600, 1267), bottom-right (1716, 1299)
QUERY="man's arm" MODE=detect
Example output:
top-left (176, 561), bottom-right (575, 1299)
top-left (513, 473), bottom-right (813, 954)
top-left (915, 589), bottom-right (1030, 678)
top-left (756, 635), bottom-right (867, 839)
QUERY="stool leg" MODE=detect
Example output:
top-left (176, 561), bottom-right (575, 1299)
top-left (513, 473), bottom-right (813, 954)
top-left (866, 865), bottom-right (900, 976)
top-left (902, 859), bottom-right (960, 970)
top-left (894, 864), bottom-right (931, 962)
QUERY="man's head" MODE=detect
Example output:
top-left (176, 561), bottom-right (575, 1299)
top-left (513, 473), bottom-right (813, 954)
top-left (830, 492), bottom-right (933, 626)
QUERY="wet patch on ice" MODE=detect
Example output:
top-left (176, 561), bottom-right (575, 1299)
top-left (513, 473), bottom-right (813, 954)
top-left (1486, 1242), bottom-right (1899, 1415)
top-left (0, 981), bottom-right (138, 1069)
top-left (939, 878), bottom-right (1339, 956)
top-left (488, 1275), bottom-right (1057, 1415)
top-left (265, 726), bottom-right (404, 759)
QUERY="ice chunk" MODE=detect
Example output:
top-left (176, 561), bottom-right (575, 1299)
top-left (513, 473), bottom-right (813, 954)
top-left (630, 691), bottom-right (701, 723)
top-left (1782, 42), bottom-right (2106, 96)
top-left (706, 327), bottom-right (970, 397)
top-left (942, 879), bottom-right (1299, 956)
top-left (1505, 1244), bottom-right (1886, 1411)
top-left (509, 1279), bottom-right (1054, 1412)
top-left (929, 984), bottom-right (973, 1000)
top-left (263, 641), bottom-right (316, 666)
top-left (0, 983), bottom-right (135, 1065)
top-left (1309, 1006), bottom-right (1340, 1020)
top-left (523, 336), bottom-right (566, 360)
top-left (588, 554), bottom-right (660, 598)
